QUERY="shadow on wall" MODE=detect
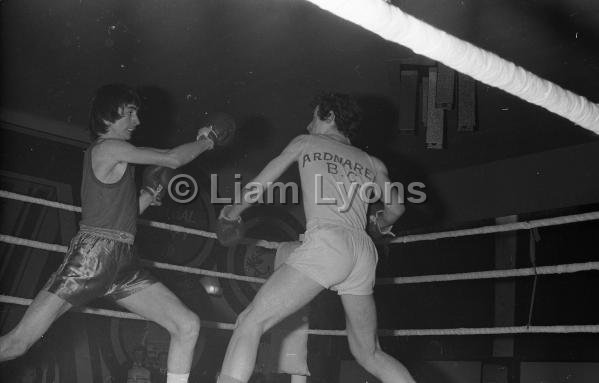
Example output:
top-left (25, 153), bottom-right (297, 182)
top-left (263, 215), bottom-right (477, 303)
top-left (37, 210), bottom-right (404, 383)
top-left (134, 85), bottom-right (180, 148)
top-left (355, 94), bottom-right (446, 231)
top-left (411, 360), bottom-right (483, 383)
top-left (208, 114), bottom-right (277, 165)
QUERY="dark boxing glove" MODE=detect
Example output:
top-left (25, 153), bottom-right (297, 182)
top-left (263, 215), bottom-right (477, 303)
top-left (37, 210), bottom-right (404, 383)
top-left (201, 113), bottom-right (237, 147)
top-left (216, 205), bottom-right (246, 247)
top-left (142, 165), bottom-right (175, 202)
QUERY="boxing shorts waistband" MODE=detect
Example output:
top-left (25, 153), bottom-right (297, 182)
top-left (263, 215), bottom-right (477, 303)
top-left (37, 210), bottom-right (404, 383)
top-left (306, 218), bottom-right (366, 235)
top-left (79, 224), bottom-right (135, 245)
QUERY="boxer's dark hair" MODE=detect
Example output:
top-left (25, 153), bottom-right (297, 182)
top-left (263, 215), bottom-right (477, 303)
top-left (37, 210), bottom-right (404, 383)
top-left (311, 92), bottom-right (362, 140)
top-left (89, 84), bottom-right (140, 139)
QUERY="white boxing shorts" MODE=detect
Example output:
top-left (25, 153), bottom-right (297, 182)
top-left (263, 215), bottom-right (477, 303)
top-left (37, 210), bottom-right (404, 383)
top-left (284, 219), bottom-right (378, 296)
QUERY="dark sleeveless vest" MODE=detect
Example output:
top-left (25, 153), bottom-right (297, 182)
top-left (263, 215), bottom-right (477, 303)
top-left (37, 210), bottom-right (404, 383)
top-left (79, 141), bottom-right (138, 236)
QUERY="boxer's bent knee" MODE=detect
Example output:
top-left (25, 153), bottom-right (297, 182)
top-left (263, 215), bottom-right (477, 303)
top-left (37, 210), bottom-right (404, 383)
top-left (169, 309), bottom-right (200, 340)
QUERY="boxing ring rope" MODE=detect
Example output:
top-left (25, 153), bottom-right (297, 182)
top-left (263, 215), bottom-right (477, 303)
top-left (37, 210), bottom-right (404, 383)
top-left (303, 0), bottom-right (599, 133)
top-left (390, 211), bottom-right (599, 244)
top-left (1, 295), bottom-right (598, 337)
top-left (0, 295), bottom-right (235, 331)
top-left (2, 233), bottom-right (599, 286)
top-left (2, 189), bottom-right (599, 285)
top-left (2, 190), bottom-right (599, 336)
top-left (3, 190), bottom-right (599, 246)
top-left (306, 325), bottom-right (599, 337)
top-left (0, 190), bottom-right (281, 250)
top-left (0, 234), bottom-right (265, 284)
top-left (376, 262), bottom-right (599, 285)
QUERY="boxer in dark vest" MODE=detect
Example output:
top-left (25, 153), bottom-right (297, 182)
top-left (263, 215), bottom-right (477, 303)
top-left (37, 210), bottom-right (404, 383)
top-left (0, 84), bottom-right (234, 383)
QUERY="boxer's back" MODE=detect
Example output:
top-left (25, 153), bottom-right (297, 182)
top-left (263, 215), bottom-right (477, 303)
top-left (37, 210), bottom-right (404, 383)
top-left (299, 134), bottom-right (376, 229)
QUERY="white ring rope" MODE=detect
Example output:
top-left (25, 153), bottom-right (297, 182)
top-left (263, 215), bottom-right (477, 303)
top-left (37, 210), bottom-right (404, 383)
top-left (307, 325), bottom-right (599, 337)
top-left (2, 190), bottom-right (599, 246)
top-left (0, 234), bottom-right (267, 284)
top-left (0, 295), bottom-right (235, 330)
top-left (304, 0), bottom-right (599, 133)
top-left (2, 234), bottom-right (597, 286)
top-left (376, 262), bottom-right (599, 285)
top-left (390, 212), bottom-right (599, 244)
top-left (2, 192), bottom-right (599, 338)
top-left (0, 191), bottom-right (83, 213)
top-left (0, 190), bottom-right (280, 250)
top-left (1, 295), bottom-right (597, 336)
top-left (138, 218), bottom-right (215, 239)
top-left (144, 260), bottom-right (265, 284)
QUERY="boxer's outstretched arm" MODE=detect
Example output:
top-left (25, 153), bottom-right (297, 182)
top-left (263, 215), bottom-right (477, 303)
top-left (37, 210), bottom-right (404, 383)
top-left (227, 135), bottom-right (308, 218)
top-left (100, 138), bottom-right (213, 169)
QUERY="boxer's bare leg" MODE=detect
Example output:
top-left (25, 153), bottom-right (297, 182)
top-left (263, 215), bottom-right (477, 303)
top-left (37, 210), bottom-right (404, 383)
top-left (341, 294), bottom-right (416, 383)
top-left (117, 282), bottom-right (200, 376)
top-left (218, 265), bottom-right (323, 382)
top-left (0, 290), bottom-right (71, 361)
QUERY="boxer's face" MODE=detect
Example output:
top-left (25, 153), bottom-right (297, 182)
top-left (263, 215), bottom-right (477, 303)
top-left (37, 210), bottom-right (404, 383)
top-left (109, 103), bottom-right (140, 140)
